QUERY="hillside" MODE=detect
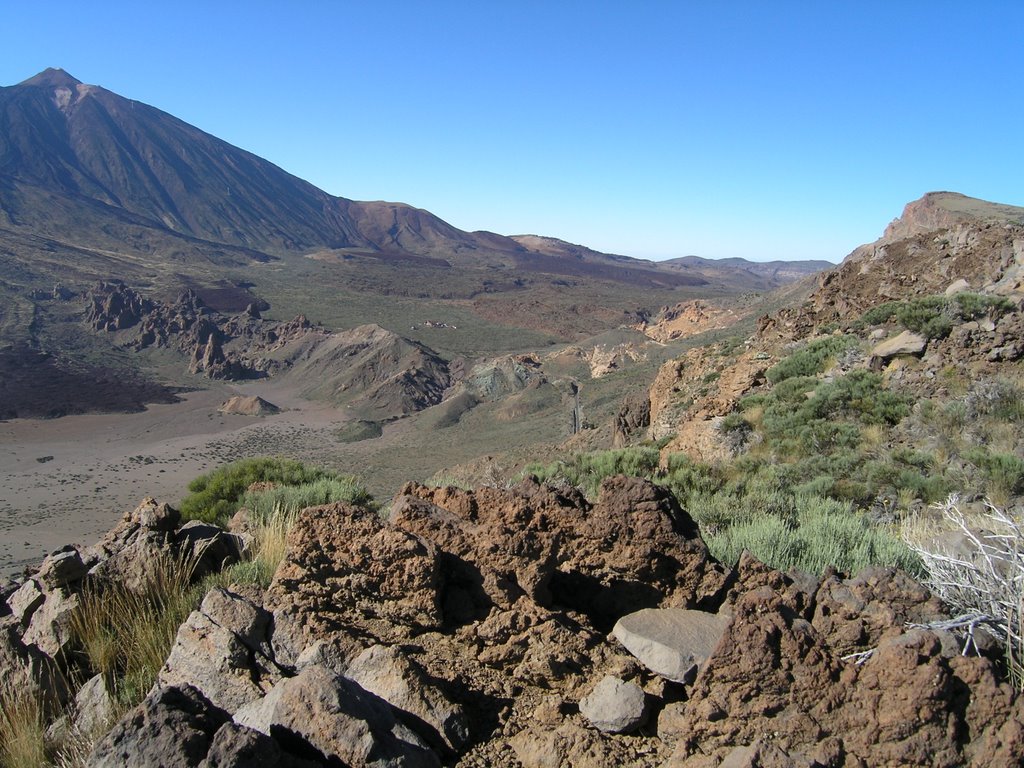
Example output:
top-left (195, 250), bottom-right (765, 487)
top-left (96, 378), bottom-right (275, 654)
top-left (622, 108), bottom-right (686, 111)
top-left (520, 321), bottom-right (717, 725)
top-left (0, 69), bottom-right (831, 424)
top-left (3, 160), bottom-right (1024, 765)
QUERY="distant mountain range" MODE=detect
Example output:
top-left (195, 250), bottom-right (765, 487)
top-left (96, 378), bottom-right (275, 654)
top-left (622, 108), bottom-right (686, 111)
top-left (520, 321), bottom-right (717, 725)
top-left (0, 68), bottom-right (841, 419)
top-left (0, 68), bottom-right (827, 295)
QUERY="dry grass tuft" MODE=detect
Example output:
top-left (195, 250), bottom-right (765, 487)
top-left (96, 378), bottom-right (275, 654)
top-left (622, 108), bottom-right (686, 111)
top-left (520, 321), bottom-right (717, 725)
top-left (0, 687), bottom-right (48, 768)
top-left (70, 549), bottom-right (198, 709)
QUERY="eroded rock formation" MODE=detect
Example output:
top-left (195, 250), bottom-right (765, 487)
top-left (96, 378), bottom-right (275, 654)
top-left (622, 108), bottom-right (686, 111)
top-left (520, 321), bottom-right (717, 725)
top-left (4, 478), bottom-right (1022, 766)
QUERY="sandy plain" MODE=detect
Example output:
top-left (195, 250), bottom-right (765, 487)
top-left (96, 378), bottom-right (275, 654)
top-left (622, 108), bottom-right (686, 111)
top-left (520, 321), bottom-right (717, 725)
top-left (0, 381), bottom-right (348, 575)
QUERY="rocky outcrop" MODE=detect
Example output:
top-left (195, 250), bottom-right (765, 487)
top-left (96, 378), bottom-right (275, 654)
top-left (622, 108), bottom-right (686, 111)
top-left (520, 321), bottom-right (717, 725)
top-left (85, 282), bottom-right (153, 332)
top-left (0, 497), bottom-right (244, 722)
top-left (641, 300), bottom-right (744, 342)
top-left (218, 395), bottom-right (281, 416)
top-left (287, 324), bottom-right (452, 416)
top-left (83, 284), bottom-right (451, 418)
top-left (647, 346), bottom-right (769, 462)
top-left (9, 477), bottom-right (1024, 766)
top-left (613, 390), bottom-right (650, 447)
top-left (760, 192), bottom-right (1024, 340)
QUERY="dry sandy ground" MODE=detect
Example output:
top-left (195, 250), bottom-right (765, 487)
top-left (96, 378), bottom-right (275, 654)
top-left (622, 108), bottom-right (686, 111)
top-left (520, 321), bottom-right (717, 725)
top-left (0, 381), bottom-right (348, 576)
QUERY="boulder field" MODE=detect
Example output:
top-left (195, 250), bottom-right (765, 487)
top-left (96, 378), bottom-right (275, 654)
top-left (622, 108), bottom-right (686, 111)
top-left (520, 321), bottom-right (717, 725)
top-left (4, 477), bottom-right (1022, 766)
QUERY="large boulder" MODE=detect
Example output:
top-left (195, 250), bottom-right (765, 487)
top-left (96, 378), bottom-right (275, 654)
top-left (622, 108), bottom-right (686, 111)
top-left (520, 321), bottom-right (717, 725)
top-left (36, 547), bottom-right (88, 590)
top-left (664, 571), bottom-right (1024, 767)
top-left (72, 674), bottom-right (116, 739)
top-left (173, 521), bottom-right (247, 581)
top-left (556, 476), bottom-right (728, 625)
top-left (0, 614), bottom-right (68, 704)
top-left (346, 644), bottom-right (469, 753)
top-left (87, 685), bottom-right (230, 768)
top-left (158, 588), bottom-right (283, 714)
top-left (86, 498), bottom-right (182, 592)
top-left (233, 664), bottom-right (440, 768)
top-left (870, 330), bottom-right (927, 360)
top-left (6, 578), bottom-right (44, 626)
top-left (21, 586), bottom-right (79, 658)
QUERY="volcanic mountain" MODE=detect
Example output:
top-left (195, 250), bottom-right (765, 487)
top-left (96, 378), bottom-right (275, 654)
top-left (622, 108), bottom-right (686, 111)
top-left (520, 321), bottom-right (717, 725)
top-left (0, 69), bottom-right (834, 294)
top-left (0, 68), bottom-right (833, 420)
top-left (0, 68), bottom-right (709, 287)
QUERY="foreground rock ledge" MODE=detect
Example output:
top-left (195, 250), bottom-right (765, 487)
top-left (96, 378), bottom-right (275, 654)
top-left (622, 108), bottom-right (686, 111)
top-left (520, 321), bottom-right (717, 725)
top-left (4, 479), bottom-right (1021, 767)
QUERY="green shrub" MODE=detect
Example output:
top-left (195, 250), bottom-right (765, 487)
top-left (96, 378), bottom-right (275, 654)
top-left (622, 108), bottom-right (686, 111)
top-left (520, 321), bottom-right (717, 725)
top-left (950, 292), bottom-right (1014, 321)
top-left (238, 477), bottom-right (374, 523)
top-left (766, 335), bottom-right (859, 384)
top-left (859, 301), bottom-right (903, 326)
top-left (807, 370), bottom-right (911, 425)
top-left (758, 371), bottom-right (908, 463)
top-left (660, 454), bottom-right (723, 502)
top-left (857, 293), bottom-right (1012, 340)
top-left (525, 447), bottom-right (662, 498)
top-left (893, 296), bottom-right (948, 337)
top-left (965, 448), bottom-right (1024, 502)
top-left (180, 458), bottom-right (344, 524)
top-left (706, 494), bottom-right (921, 576)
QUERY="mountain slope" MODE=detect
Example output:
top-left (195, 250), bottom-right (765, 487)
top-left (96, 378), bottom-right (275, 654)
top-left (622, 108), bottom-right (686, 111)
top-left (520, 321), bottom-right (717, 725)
top-left (0, 69), bottom-right (826, 288)
top-left (0, 68), bottom-right (832, 419)
top-left (1, 69), bottom-right (386, 253)
top-left (758, 191), bottom-right (1024, 340)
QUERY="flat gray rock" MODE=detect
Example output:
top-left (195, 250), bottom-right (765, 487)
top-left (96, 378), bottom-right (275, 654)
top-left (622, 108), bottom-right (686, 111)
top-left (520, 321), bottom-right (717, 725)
top-left (871, 330), bottom-right (927, 359)
top-left (578, 675), bottom-right (646, 734)
top-left (612, 608), bottom-right (729, 683)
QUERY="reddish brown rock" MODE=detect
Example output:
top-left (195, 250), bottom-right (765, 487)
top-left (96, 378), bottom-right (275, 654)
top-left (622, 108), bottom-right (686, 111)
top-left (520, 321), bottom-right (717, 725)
top-left (670, 586), bottom-right (846, 761)
top-left (395, 476), bottom-right (726, 630)
top-left (811, 565), bottom-right (947, 656)
top-left (263, 502), bottom-right (442, 664)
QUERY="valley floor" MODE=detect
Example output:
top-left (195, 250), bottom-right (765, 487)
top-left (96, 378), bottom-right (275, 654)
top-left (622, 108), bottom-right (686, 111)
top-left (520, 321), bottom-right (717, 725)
top-left (0, 383), bottom-right (349, 575)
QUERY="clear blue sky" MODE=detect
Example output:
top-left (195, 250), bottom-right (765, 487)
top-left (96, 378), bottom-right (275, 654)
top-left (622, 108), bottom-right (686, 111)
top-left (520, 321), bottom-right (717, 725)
top-left (2, 1), bottom-right (1021, 262)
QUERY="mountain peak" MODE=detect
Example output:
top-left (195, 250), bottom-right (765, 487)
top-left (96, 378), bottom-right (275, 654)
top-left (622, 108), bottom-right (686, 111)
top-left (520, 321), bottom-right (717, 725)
top-left (19, 68), bottom-right (83, 89)
top-left (883, 191), bottom-right (1024, 242)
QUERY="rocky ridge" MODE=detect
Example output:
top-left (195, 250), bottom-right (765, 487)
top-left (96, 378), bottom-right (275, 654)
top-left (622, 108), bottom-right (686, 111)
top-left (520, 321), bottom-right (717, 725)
top-left (3, 477), bottom-right (1022, 766)
top-left (645, 192), bottom-right (1024, 465)
top-left (760, 191), bottom-right (1024, 342)
top-left (84, 282), bottom-right (452, 417)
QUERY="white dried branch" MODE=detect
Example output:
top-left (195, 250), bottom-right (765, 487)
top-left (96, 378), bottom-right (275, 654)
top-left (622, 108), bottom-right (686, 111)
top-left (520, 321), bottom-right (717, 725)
top-left (903, 495), bottom-right (1024, 688)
